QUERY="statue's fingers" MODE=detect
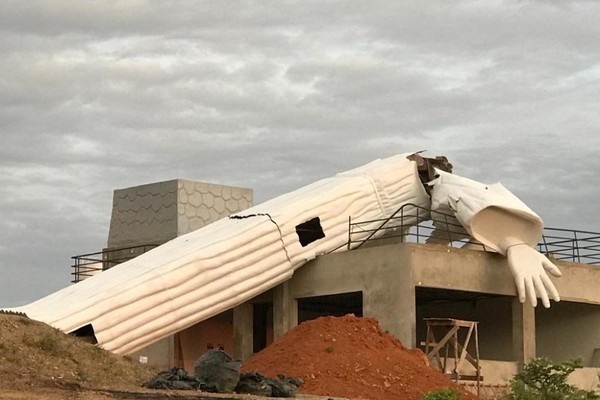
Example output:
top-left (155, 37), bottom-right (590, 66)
top-left (533, 276), bottom-right (550, 308)
top-left (541, 273), bottom-right (561, 303)
top-left (542, 259), bottom-right (562, 277)
top-left (524, 276), bottom-right (537, 307)
top-left (515, 276), bottom-right (527, 303)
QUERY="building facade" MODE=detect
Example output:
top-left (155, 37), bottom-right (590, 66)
top-left (82, 179), bottom-right (600, 388)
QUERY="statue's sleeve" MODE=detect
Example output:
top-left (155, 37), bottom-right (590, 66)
top-left (429, 169), bottom-right (544, 254)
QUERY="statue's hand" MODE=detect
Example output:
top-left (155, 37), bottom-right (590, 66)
top-left (507, 244), bottom-right (561, 308)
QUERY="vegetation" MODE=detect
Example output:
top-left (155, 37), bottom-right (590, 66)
top-left (0, 314), bottom-right (157, 389)
top-left (420, 387), bottom-right (462, 400)
top-left (38, 333), bottom-right (63, 355)
top-left (503, 357), bottom-right (599, 400)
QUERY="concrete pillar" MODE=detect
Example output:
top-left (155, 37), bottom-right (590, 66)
top-left (233, 303), bottom-right (254, 361)
top-left (129, 335), bottom-right (175, 370)
top-left (363, 255), bottom-right (416, 348)
top-left (273, 281), bottom-right (297, 339)
top-left (512, 299), bottom-right (536, 364)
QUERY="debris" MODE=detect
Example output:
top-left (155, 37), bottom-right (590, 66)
top-left (144, 367), bottom-right (202, 390)
top-left (193, 349), bottom-right (241, 393)
top-left (235, 372), bottom-right (303, 397)
top-left (235, 371), bottom-right (273, 396)
top-left (143, 349), bottom-right (304, 397)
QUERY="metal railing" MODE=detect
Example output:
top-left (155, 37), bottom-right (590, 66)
top-left (70, 207), bottom-right (599, 282)
top-left (348, 203), bottom-right (477, 250)
top-left (538, 228), bottom-right (600, 265)
top-left (348, 203), bottom-right (600, 265)
top-left (71, 243), bottom-right (159, 283)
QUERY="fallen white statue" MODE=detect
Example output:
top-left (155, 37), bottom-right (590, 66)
top-left (2, 153), bottom-right (561, 355)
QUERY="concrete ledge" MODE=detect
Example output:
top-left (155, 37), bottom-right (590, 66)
top-left (347, 242), bottom-right (600, 305)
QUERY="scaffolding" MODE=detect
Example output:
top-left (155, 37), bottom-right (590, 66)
top-left (423, 318), bottom-right (482, 396)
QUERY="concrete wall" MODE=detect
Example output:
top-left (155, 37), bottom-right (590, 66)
top-left (177, 311), bottom-right (234, 372)
top-left (288, 244), bottom-right (416, 347)
top-left (536, 301), bottom-right (600, 367)
top-left (547, 260), bottom-right (600, 306)
top-left (569, 368), bottom-right (600, 392)
top-left (107, 179), bottom-right (252, 248)
top-left (130, 310), bottom-right (236, 372)
top-left (177, 181), bottom-right (252, 236)
top-left (408, 243), bottom-right (600, 305)
top-left (108, 180), bottom-right (179, 248)
top-left (417, 295), bottom-right (514, 361)
top-left (129, 336), bottom-right (174, 371)
top-left (286, 243), bottom-right (519, 350)
top-left (268, 243), bottom-right (600, 369)
top-left (410, 244), bottom-right (518, 297)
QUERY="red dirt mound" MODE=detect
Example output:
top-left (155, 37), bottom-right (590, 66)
top-left (242, 314), bottom-right (477, 400)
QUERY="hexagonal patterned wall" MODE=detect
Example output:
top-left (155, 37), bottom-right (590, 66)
top-left (107, 179), bottom-right (253, 249)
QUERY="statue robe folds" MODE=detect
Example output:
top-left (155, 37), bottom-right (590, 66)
top-left (3, 153), bottom-right (553, 355)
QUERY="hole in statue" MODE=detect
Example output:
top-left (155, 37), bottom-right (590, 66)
top-left (295, 217), bottom-right (326, 247)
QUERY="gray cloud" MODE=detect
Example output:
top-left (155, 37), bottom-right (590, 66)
top-left (1, 0), bottom-right (599, 306)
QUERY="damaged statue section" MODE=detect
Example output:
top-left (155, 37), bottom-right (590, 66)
top-left (144, 349), bottom-right (303, 397)
top-left (3, 152), bottom-right (564, 356)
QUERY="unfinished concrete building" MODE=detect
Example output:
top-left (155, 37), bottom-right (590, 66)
top-left (68, 176), bottom-right (600, 390)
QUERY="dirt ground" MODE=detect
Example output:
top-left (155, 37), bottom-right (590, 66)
top-left (0, 313), bottom-right (477, 400)
top-left (0, 313), bottom-right (338, 400)
top-left (0, 385), bottom-right (318, 400)
top-left (0, 385), bottom-right (293, 400)
top-left (0, 313), bottom-right (155, 399)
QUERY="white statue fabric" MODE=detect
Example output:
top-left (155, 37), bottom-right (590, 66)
top-left (429, 169), bottom-right (561, 308)
top-left (2, 153), bottom-right (560, 354)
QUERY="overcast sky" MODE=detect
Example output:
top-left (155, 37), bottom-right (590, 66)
top-left (1, 0), bottom-right (599, 307)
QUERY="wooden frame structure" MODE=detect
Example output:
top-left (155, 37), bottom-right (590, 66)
top-left (423, 318), bottom-right (482, 395)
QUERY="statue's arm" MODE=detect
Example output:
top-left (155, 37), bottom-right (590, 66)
top-left (429, 170), bottom-right (561, 308)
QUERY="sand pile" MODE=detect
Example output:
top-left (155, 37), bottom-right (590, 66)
top-left (242, 314), bottom-right (477, 400)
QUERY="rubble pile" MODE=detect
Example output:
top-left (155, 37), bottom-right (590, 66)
top-left (194, 348), bottom-right (241, 392)
top-left (242, 314), bottom-right (478, 400)
top-left (236, 372), bottom-right (303, 397)
top-left (145, 367), bottom-right (202, 390)
top-left (145, 349), bottom-right (302, 397)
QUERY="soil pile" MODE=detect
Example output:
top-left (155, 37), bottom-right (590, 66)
top-left (242, 314), bottom-right (478, 400)
top-left (0, 313), bottom-right (156, 391)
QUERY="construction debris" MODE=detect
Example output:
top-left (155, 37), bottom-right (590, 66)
top-left (236, 372), bottom-right (303, 397)
top-left (144, 349), bottom-right (303, 397)
top-left (144, 367), bottom-right (202, 390)
top-left (193, 349), bottom-right (241, 392)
